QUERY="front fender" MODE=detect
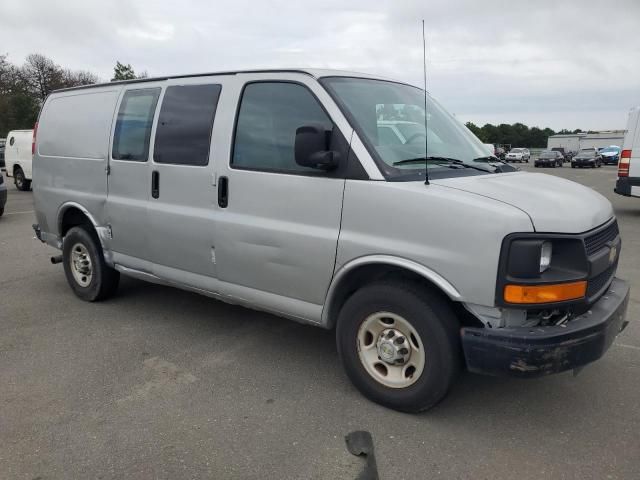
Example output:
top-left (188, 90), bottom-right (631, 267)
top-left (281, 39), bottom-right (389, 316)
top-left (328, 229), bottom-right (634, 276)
top-left (321, 254), bottom-right (461, 328)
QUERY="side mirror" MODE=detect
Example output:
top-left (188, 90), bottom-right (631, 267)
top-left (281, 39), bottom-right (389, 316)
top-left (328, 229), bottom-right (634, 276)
top-left (294, 124), bottom-right (339, 170)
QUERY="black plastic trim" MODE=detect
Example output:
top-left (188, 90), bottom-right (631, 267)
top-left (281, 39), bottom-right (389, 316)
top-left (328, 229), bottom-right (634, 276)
top-left (463, 277), bottom-right (630, 377)
top-left (615, 176), bottom-right (640, 197)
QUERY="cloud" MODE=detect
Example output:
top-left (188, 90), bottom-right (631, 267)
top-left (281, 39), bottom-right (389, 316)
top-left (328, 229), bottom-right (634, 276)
top-left (1, 0), bottom-right (639, 129)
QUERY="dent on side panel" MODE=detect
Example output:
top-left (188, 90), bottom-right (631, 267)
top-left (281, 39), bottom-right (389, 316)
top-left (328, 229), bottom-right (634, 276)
top-left (336, 180), bottom-right (534, 308)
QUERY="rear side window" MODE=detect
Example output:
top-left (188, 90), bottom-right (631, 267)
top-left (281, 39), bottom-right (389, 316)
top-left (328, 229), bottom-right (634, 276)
top-left (153, 84), bottom-right (221, 166)
top-left (232, 82), bottom-right (332, 173)
top-left (112, 88), bottom-right (160, 161)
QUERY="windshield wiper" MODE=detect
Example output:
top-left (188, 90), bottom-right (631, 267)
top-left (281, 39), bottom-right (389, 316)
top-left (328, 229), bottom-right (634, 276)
top-left (393, 156), bottom-right (494, 173)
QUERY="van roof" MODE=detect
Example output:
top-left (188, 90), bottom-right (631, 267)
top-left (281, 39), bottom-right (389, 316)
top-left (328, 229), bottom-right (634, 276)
top-left (53, 68), bottom-right (404, 93)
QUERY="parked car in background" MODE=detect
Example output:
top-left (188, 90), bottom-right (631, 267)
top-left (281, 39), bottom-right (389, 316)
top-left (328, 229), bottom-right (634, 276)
top-left (4, 130), bottom-right (34, 191)
top-left (0, 171), bottom-right (7, 216)
top-left (600, 146), bottom-right (621, 165)
top-left (505, 148), bottom-right (530, 163)
top-left (0, 138), bottom-right (6, 170)
top-left (571, 148), bottom-right (603, 168)
top-left (534, 150), bottom-right (563, 168)
top-left (551, 147), bottom-right (573, 162)
top-left (615, 107), bottom-right (640, 198)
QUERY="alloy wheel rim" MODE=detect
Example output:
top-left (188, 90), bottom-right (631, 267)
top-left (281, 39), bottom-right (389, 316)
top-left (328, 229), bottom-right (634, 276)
top-left (356, 312), bottom-right (425, 388)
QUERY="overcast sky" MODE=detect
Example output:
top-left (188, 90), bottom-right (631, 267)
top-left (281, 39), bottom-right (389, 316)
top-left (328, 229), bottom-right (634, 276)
top-left (2, 0), bottom-right (639, 130)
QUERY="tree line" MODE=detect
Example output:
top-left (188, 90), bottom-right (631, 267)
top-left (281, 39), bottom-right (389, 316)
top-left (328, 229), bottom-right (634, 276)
top-left (0, 54), bottom-right (145, 137)
top-left (464, 122), bottom-right (589, 148)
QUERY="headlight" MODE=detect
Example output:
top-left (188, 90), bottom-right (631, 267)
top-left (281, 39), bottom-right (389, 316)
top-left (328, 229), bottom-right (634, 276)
top-left (539, 241), bottom-right (552, 272)
top-left (497, 235), bottom-right (589, 306)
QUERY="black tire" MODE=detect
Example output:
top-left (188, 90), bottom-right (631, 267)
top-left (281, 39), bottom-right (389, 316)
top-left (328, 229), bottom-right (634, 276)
top-left (0, 207), bottom-right (4, 217)
top-left (62, 226), bottom-right (120, 302)
top-left (336, 282), bottom-right (460, 412)
top-left (14, 167), bottom-right (31, 191)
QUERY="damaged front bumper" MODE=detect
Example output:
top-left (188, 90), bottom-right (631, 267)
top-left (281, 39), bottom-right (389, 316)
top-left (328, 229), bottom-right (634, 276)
top-left (461, 277), bottom-right (630, 377)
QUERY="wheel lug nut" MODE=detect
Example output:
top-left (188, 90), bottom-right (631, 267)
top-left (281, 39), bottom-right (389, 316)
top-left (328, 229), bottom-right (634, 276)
top-left (398, 348), bottom-right (409, 355)
top-left (394, 336), bottom-right (405, 345)
top-left (386, 331), bottom-right (395, 339)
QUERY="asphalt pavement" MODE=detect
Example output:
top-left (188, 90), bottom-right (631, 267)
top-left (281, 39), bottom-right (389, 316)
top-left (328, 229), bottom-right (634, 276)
top-left (1, 162), bottom-right (639, 479)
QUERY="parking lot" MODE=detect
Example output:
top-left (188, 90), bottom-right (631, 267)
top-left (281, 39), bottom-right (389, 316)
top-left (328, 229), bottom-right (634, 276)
top-left (1, 163), bottom-right (639, 479)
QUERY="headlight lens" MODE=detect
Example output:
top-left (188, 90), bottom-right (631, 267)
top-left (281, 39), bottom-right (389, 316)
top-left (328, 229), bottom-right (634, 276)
top-left (540, 241), bottom-right (552, 272)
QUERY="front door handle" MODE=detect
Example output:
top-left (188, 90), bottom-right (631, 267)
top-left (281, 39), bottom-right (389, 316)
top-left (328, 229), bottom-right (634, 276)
top-left (218, 176), bottom-right (228, 208)
top-left (152, 170), bottom-right (159, 199)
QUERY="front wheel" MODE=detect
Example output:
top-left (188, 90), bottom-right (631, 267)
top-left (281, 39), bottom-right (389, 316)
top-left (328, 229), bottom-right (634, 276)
top-left (336, 282), bottom-right (460, 412)
top-left (62, 226), bottom-right (120, 301)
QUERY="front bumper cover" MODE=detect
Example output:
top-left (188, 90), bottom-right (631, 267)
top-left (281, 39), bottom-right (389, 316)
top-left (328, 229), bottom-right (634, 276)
top-left (461, 277), bottom-right (630, 377)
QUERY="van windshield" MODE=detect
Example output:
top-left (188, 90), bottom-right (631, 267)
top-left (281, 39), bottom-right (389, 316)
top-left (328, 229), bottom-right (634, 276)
top-left (320, 77), bottom-right (492, 180)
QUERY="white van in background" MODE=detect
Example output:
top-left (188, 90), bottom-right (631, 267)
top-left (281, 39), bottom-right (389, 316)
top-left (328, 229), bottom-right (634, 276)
top-left (615, 107), bottom-right (640, 199)
top-left (483, 143), bottom-right (495, 156)
top-left (5, 129), bottom-right (34, 191)
top-left (614, 107), bottom-right (640, 197)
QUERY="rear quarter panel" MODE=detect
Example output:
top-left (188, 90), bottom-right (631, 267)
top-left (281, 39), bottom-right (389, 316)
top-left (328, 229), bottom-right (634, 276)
top-left (34, 87), bottom-right (121, 235)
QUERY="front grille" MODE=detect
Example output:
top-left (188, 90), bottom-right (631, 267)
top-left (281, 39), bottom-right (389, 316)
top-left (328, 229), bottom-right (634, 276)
top-left (587, 260), bottom-right (617, 298)
top-left (584, 221), bottom-right (619, 256)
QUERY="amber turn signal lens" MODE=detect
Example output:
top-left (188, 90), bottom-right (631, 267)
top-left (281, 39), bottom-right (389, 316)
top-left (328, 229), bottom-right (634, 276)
top-left (504, 281), bottom-right (587, 304)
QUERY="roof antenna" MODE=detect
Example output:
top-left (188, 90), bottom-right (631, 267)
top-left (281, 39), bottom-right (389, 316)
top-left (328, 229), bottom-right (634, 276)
top-left (422, 19), bottom-right (430, 185)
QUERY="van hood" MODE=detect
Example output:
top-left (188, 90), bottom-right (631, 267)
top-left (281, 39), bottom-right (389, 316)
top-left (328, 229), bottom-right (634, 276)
top-left (433, 171), bottom-right (613, 233)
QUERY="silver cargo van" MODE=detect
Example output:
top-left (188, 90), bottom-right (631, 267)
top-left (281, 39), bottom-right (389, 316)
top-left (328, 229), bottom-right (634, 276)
top-left (32, 69), bottom-right (630, 412)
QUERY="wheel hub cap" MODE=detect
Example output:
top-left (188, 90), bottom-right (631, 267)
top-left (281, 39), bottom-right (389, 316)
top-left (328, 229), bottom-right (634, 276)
top-left (356, 312), bottom-right (425, 389)
top-left (69, 243), bottom-right (93, 287)
top-left (376, 328), bottom-right (411, 365)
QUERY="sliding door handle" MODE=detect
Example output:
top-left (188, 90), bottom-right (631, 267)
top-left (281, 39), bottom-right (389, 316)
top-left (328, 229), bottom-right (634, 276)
top-left (218, 176), bottom-right (228, 208)
top-left (151, 170), bottom-right (159, 199)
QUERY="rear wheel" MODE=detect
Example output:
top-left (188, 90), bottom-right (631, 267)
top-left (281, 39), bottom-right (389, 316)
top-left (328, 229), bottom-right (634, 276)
top-left (14, 167), bottom-right (31, 191)
top-left (336, 282), bottom-right (460, 412)
top-left (62, 226), bottom-right (120, 301)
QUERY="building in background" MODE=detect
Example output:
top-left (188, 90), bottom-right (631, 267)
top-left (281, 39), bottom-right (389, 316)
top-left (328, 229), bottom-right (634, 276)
top-left (547, 130), bottom-right (625, 152)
